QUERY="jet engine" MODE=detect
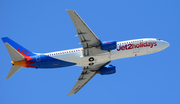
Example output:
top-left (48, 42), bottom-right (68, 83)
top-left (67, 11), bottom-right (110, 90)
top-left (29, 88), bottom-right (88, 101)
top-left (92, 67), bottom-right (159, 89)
top-left (101, 41), bottom-right (117, 51)
top-left (99, 65), bottom-right (116, 75)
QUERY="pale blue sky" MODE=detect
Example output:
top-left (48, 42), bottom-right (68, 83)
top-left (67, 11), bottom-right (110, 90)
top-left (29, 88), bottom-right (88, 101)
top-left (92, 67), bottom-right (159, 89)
top-left (0, 0), bottom-right (180, 104)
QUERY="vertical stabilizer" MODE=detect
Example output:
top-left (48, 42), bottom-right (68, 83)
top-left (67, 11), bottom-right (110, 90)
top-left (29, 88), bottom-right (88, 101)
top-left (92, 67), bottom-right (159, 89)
top-left (1, 37), bottom-right (36, 59)
top-left (6, 66), bottom-right (22, 79)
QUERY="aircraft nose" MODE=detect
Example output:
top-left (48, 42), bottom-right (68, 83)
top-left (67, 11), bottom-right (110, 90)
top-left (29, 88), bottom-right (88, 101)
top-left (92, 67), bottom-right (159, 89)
top-left (159, 40), bottom-right (170, 50)
top-left (163, 41), bottom-right (170, 48)
top-left (157, 40), bottom-right (170, 51)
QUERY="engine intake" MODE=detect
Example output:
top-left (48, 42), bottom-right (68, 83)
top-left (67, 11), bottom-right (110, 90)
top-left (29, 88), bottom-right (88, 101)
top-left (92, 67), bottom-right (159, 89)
top-left (99, 65), bottom-right (116, 75)
top-left (101, 41), bottom-right (117, 51)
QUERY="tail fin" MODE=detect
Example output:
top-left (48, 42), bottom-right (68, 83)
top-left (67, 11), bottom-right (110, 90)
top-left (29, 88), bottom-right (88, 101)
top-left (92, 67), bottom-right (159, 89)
top-left (6, 66), bottom-right (22, 79)
top-left (2, 37), bottom-right (36, 61)
top-left (2, 37), bottom-right (36, 79)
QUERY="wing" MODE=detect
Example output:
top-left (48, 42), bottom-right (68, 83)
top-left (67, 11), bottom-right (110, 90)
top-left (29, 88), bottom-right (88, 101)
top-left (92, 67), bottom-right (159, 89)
top-left (67, 10), bottom-right (101, 48)
top-left (67, 70), bottom-right (96, 96)
top-left (67, 62), bottom-right (111, 96)
top-left (67, 10), bottom-right (108, 56)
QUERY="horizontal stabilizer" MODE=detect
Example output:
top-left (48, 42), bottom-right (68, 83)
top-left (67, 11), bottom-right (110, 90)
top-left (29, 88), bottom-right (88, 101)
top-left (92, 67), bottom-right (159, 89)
top-left (4, 43), bottom-right (25, 62)
top-left (6, 66), bottom-right (22, 79)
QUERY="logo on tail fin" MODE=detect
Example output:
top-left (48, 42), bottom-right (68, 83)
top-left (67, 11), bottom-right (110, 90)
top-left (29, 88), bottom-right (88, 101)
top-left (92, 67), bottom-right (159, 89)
top-left (17, 48), bottom-right (35, 60)
top-left (16, 47), bottom-right (35, 67)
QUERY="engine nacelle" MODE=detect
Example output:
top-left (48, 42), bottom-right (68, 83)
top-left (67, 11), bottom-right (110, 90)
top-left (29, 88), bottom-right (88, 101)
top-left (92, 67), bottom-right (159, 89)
top-left (99, 65), bottom-right (116, 75)
top-left (101, 41), bottom-right (117, 51)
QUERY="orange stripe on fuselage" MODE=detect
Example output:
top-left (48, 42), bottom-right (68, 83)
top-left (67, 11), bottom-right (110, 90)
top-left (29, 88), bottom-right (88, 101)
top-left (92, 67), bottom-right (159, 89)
top-left (12, 59), bottom-right (35, 68)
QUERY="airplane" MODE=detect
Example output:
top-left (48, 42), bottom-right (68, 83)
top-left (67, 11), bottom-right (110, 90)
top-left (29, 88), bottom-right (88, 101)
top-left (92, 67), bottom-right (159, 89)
top-left (1, 10), bottom-right (170, 96)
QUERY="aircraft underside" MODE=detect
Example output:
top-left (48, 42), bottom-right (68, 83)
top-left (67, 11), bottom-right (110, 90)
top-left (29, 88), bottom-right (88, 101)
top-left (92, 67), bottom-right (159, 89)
top-left (1, 10), bottom-right (170, 96)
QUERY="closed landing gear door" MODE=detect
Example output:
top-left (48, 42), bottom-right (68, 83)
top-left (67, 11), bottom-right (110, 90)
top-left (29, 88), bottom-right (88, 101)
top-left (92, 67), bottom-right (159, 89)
top-left (87, 52), bottom-right (110, 66)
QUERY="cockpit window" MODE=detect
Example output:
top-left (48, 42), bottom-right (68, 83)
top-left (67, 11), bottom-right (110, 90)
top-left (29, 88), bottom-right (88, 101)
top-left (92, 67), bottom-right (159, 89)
top-left (156, 39), bottom-right (161, 40)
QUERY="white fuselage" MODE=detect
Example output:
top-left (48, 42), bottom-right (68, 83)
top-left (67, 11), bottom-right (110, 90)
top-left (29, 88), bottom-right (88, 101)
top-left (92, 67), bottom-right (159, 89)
top-left (45, 38), bottom-right (169, 67)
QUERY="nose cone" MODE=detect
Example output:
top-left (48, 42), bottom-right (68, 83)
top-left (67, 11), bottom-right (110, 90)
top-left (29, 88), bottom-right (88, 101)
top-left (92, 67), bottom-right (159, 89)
top-left (158, 40), bottom-right (170, 51)
top-left (154, 39), bottom-right (170, 52)
top-left (163, 41), bottom-right (170, 48)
